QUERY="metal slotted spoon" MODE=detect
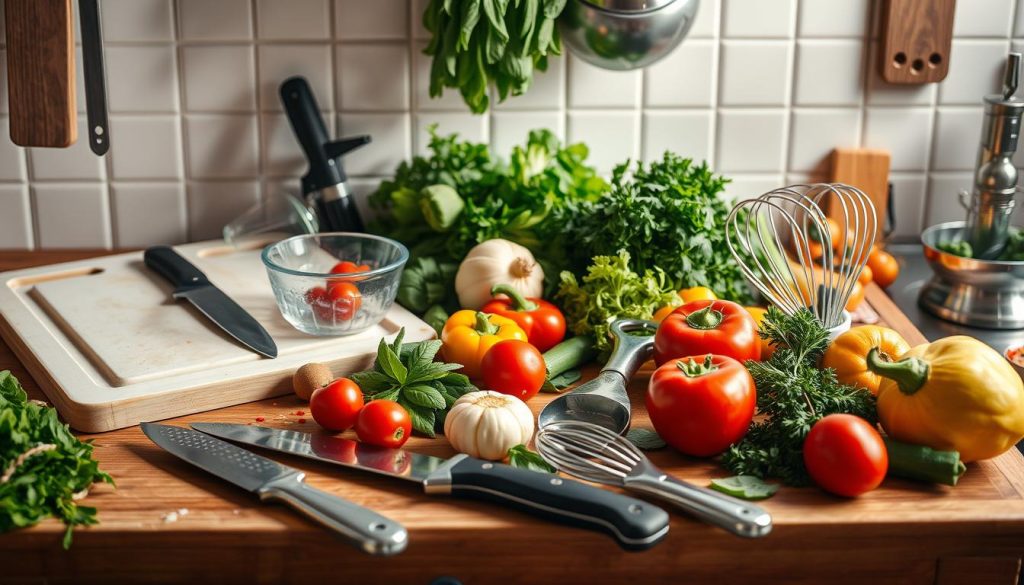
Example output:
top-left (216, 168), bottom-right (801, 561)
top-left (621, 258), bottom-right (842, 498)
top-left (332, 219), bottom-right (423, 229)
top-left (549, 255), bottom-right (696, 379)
top-left (536, 421), bottom-right (773, 538)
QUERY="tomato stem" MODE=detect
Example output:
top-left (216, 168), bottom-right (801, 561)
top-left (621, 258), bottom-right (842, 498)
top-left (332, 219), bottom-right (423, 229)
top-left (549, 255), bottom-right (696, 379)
top-left (675, 355), bottom-right (719, 377)
top-left (685, 305), bottom-right (724, 330)
top-left (865, 347), bottom-right (929, 395)
top-left (491, 283), bottom-right (538, 312)
top-left (474, 311), bottom-right (499, 335)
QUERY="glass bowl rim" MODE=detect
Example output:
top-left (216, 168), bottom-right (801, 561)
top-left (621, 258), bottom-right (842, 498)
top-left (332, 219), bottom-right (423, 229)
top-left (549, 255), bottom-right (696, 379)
top-left (261, 232), bottom-right (409, 279)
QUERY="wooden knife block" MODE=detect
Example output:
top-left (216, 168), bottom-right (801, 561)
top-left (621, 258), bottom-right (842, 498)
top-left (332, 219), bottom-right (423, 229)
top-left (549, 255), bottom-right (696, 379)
top-left (4, 0), bottom-right (77, 147)
top-left (878, 0), bottom-right (955, 84)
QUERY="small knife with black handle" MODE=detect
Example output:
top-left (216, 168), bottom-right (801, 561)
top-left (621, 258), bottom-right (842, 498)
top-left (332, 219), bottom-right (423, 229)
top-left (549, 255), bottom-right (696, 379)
top-left (144, 246), bottom-right (277, 358)
top-left (192, 423), bottom-right (672, 551)
top-left (142, 423), bottom-right (407, 555)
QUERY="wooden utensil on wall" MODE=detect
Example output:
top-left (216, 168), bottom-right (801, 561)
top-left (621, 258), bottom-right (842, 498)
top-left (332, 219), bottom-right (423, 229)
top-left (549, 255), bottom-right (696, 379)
top-left (4, 0), bottom-right (77, 147)
top-left (878, 0), bottom-right (955, 84)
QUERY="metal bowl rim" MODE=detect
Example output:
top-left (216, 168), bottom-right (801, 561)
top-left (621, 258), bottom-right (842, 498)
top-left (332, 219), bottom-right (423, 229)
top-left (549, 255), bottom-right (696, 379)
top-left (921, 221), bottom-right (1024, 267)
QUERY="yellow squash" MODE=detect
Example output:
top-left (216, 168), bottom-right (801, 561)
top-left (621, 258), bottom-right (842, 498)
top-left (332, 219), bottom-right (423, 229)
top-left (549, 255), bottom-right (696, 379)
top-left (441, 310), bottom-right (527, 379)
top-left (822, 326), bottom-right (911, 394)
top-left (867, 335), bottom-right (1024, 462)
top-left (743, 306), bottom-right (773, 359)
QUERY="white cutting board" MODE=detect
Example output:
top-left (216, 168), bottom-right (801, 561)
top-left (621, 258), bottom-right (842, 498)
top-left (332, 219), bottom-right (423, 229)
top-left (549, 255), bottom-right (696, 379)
top-left (0, 239), bottom-right (434, 432)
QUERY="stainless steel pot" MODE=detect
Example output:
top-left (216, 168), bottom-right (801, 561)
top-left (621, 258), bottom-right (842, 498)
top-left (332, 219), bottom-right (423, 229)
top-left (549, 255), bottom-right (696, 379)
top-left (558, 0), bottom-right (699, 71)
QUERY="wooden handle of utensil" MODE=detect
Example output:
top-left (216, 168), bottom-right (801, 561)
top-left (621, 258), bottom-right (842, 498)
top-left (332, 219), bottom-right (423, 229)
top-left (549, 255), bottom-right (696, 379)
top-left (4, 0), bottom-right (77, 147)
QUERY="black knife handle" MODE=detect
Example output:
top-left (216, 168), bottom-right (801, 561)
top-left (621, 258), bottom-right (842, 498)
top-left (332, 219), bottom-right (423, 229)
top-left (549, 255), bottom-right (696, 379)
top-left (280, 76), bottom-right (340, 194)
top-left (79, 0), bottom-right (109, 156)
top-left (144, 246), bottom-right (210, 291)
top-left (446, 457), bottom-right (670, 551)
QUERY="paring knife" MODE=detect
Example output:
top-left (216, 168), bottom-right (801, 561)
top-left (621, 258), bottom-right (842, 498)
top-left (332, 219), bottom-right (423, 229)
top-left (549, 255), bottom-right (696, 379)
top-left (144, 246), bottom-right (277, 358)
top-left (192, 423), bottom-right (672, 551)
top-left (141, 423), bottom-right (408, 555)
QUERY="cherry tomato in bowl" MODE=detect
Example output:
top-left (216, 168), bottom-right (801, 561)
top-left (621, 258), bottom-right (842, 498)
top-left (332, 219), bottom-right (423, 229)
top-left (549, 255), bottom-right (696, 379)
top-left (310, 378), bottom-right (364, 432)
top-left (355, 400), bottom-right (412, 448)
top-left (646, 354), bottom-right (756, 457)
top-left (803, 414), bottom-right (888, 497)
top-left (481, 340), bottom-right (546, 402)
top-left (331, 260), bottom-right (370, 274)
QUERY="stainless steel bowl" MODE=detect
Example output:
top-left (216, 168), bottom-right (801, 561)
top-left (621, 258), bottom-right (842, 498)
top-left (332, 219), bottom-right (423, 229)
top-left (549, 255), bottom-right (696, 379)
top-left (919, 221), bottom-right (1024, 329)
top-left (558, 0), bottom-right (699, 71)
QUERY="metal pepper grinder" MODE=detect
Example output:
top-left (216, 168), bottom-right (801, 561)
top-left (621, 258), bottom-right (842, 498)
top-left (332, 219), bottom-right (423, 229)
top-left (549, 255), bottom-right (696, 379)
top-left (280, 76), bottom-right (369, 233)
top-left (964, 53), bottom-right (1024, 259)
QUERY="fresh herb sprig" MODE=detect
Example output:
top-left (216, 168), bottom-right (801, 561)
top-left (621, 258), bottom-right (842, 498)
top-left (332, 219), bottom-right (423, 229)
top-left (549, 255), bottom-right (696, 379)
top-left (351, 329), bottom-right (477, 437)
top-left (721, 307), bottom-right (876, 485)
top-left (0, 371), bottom-right (113, 548)
top-left (507, 445), bottom-right (556, 473)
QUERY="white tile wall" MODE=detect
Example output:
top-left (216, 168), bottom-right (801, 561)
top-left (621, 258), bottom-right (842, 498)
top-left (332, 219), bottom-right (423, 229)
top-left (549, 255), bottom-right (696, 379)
top-left (2, 0), bottom-right (1023, 249)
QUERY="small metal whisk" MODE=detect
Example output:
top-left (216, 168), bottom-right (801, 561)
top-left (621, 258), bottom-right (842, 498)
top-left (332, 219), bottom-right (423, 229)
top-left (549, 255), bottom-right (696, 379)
top-left (536, 421), bottom-right (772, 538)
top-left (725, 183), bottom-right (877, 330)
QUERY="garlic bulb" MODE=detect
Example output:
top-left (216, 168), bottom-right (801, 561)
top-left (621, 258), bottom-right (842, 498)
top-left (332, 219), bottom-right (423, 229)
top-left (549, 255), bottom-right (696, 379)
top-left (444, 391), bottom-right (535, 460)
top-left (455, 239), bottom-right (544, 309)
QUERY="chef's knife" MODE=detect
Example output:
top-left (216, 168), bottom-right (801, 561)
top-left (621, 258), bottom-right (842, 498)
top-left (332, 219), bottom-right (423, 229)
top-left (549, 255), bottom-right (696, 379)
top-left (144, 246), bottom-right (277, 358)
top-left (78, 0), bottom-right (109, 156)
top-left (192, 423), bottom-right (671, 551)
top-left (141, 423), bottom-right (408, 555)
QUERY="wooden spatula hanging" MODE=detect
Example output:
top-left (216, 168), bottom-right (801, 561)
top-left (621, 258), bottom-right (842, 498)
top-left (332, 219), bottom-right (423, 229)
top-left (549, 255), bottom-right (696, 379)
top-left (4, 0), bottom-right (109, 154)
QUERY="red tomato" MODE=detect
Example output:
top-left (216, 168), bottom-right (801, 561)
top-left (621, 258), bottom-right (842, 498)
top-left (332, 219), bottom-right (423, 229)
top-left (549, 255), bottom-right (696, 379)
top-left (645, 354), bottom-right (756, 457)
top-left (327, 281), bottom-right (362, 320)
top-left (309, 378), bottom-right (364, 432)
top-left (330, 261), bottom-right (370, 274)
top-left (480, 340), bottom-right (546, 401)
top-left (355, 400), bottom-right (412, 448)
top-left (654, 299), bottom-right (761, 365)
top-left (803, 414), bottom-right (888, 497)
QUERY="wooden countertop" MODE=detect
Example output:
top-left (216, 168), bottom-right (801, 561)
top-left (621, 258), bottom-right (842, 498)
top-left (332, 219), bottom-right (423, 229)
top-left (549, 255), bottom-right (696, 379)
top-left (2, 250), bottom-right (1023, 585)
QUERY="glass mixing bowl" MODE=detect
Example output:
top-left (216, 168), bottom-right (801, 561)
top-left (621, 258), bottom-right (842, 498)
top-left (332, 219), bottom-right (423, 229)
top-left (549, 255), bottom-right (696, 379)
top-left (262, 233), bottom-right (408, 336)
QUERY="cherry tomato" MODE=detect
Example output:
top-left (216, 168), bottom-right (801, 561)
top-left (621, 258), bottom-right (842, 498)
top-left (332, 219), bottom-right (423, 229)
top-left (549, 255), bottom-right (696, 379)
top-left (327, 281), bottom-right (362, 320)
top-left (480, 339), bottom-right (546, 401)
top-left (355, 400), bottom-right (412, 448)
top-left (803, 414), bottom-right (888, 497)
top-left (646, 354), bottom-right (756, 456)
top-left (309, 378), bottom-right (364, 432)
top-left (330, 261), bottom-right (370, 274)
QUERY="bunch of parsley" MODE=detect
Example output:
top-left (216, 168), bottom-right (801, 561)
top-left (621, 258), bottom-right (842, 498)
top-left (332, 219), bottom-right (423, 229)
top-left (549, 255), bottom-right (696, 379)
top-left (0, 371), bottom-right (112, 548)
top-left (562, 153), bottom-right (753, 303)
top-left (721, 308), bottom-right (877, 485)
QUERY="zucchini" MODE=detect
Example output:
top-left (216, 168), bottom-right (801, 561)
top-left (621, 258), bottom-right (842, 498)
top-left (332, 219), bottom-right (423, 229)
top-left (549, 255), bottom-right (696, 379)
top-left (884, 438), bottom-right (966, 486)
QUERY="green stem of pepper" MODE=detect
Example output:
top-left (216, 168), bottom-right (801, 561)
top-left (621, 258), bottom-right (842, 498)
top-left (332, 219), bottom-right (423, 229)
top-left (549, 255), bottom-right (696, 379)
top-left (865, 347), bottom-right (930, 395)
top-left (491, 283), bottom-right (539, 312)
top-left (474, 311), bottom-right (499, 335)
top-left (685, 305), bottom-right (724, 330)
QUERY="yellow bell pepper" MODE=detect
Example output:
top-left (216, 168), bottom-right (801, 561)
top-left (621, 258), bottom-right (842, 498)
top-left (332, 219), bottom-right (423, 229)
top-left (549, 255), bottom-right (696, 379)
top-left (743, 306), bottom-right (773, 359)
top-left (868, 335), bottom-right (1024, 462)
top-left (679, 286), bottom-right (717, 304)
top-left (822, 326), bottom-right (911, 395)
top-left (441, 310), bottom-right (527, 379)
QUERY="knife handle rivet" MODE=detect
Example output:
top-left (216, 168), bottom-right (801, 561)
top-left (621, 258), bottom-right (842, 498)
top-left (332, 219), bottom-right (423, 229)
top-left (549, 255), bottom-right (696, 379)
top-left (370, 522), bottom-right (389, 531)
top-left (550, 478), bottom-right (563, 486)
top-left (628, 504), bottom-right (644, 515)
top-left (481, 463), bottom-right (493, 470)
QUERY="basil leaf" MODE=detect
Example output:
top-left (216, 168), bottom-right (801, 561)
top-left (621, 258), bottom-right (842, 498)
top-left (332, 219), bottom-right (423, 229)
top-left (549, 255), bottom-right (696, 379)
top-left (402, 385), bottom-right (447, 409)
top-left (400, 400), bottom-right (438, 438)
top-left (709, 476), bottom-right (780, 500)
top-left (507, 445), bottom-right (555, 473)
top-left (370, 388), bottom-right (401, 403)
top-left (350, 370), bottom-right (393, 394)
top-left (377, 337), bottom-right (407, 384)
top-left (626, 428), bottom-right (666, 450)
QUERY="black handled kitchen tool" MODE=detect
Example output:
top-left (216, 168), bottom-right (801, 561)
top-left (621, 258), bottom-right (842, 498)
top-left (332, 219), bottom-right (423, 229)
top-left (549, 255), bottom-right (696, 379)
top-left (144, 246), bottom-right (277, 359)
top-left (538, 319), bottom-right (658, 435)
top-left (280, 76), bottom-right (368, 233)
top-left (192, 422), bottom-right (671, 551)
top-left (141, 423), bottom-right (407, 555)
top-left (78, 0), bottom-right (109, 155)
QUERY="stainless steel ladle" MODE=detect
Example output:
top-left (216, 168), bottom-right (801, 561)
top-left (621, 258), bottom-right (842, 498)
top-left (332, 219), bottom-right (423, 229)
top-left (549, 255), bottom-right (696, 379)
top-left (538, 319), bottom-right (658, 435)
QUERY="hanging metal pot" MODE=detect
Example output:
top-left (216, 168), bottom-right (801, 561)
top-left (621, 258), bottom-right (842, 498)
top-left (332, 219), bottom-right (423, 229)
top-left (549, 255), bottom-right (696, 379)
top-left (558, 0), bottom-right (700, 71)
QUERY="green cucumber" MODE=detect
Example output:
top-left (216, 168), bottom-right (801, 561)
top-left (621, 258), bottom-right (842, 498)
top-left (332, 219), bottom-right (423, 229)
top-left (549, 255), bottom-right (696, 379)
top-left (884, 438), bottom-right (966, 486)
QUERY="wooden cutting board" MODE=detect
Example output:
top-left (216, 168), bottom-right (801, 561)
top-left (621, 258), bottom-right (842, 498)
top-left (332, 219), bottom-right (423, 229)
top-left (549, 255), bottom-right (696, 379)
top-left (0, 240), bottom-right (433, 432)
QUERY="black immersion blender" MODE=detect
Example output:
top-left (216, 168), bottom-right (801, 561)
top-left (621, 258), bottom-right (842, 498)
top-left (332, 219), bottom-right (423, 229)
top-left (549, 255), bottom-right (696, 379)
top-left (280, 76), bottom-right (369, 232)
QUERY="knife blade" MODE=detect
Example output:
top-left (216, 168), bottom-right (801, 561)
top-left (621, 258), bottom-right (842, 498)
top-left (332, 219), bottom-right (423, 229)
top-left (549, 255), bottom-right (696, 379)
top-left (140, 423), bottom-right (407, 555)
top-left (144, 246), bottom-right (277, 358)
top-left (191, 423), bottom-right (671, 551)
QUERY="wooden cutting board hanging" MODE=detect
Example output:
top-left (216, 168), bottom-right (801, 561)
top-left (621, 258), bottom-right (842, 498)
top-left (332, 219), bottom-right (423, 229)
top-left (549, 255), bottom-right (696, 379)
top-left (4, 0), bottom-right (77, 147)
